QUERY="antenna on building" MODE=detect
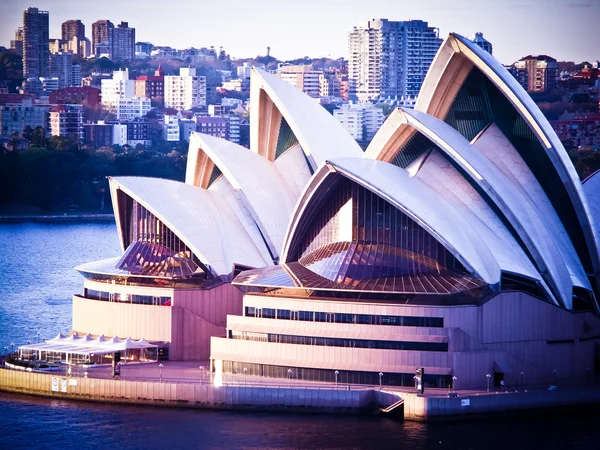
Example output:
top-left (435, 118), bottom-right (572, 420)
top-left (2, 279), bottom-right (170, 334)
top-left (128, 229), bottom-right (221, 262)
top-left (267, 46), bottom-right (271, 57)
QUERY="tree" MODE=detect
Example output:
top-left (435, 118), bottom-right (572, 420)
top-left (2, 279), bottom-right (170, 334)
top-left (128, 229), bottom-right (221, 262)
top-left (8, 132), bottom-right (20, 152)
top-left (31, 126), bottom-right (47, 148)
top-left (22, 125), bottom-right (34, 143)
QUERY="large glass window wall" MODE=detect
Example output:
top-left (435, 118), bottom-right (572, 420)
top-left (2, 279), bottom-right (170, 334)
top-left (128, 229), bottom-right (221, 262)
top-left (230, 330), bottom-right (448, 352)
top-left (283, 177), bottom-right (471, 294)
top-left (245, 306), bottom-right (443, 327)
top-left (116, 191), bottom-right (206, 278)
top-left (222, 360), bottom-right (452, 388)
top-left (84, 288), bottom-right (171, 306)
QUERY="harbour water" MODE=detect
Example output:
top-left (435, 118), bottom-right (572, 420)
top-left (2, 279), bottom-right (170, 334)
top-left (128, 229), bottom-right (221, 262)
top-left (1, 222), bottom-right (600, 449)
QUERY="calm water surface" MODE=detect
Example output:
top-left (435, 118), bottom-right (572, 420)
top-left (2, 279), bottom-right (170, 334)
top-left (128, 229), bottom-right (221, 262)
top-left (0, 222), bottom-right (599, 449)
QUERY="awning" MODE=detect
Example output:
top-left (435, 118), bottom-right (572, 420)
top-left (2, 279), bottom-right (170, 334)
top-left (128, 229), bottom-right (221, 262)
top-left (18, 332), bottom-right (158, 356)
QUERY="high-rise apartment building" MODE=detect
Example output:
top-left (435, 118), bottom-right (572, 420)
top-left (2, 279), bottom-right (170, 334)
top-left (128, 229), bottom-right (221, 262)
top-left (109, 22), bottom-right (135, 61)
top-left (164, 68), bottom-right (207, 111)
top-left (61, 20), bottom-right (85, 42)
top-left (276, 65), bottom-right (320, 98)
top-left (348, 19), bottom-right (441, 100)
top-left (10, 28), bottom-right (24, 57)
top-left (49, 52), bottom-right (73, 89)
top-left (92, 20), bottom-right (114, 56)
top-left (472, 32), bottom-right (493, 55)
top-left (23, 7), bottom-right (50, 78)
top-left (512, 55), bottom-right (559, 93)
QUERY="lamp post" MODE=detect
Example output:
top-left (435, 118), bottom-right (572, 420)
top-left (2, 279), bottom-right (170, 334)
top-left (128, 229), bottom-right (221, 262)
top-left (379, 372), bottom-right (383, 390)
top-left (287, 369), bottom-right (292, 388)
top-left (451, 376), bottom-right (457, 392)
top-left (10, 343), bottom-right (14, 353)
top-left (199, 365), bottom-right (205, 384)
top-left (243, 367), bottom-right (248, 386)
top-left (335, 370), bottom-right (339, 388)
top-left (486, 373), bottom-right (491, 393)
top-left (159, 363), bottom-right (164, 382)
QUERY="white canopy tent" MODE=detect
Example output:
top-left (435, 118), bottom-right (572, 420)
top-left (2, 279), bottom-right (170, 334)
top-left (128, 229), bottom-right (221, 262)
top-left (18, 333), bottom-right (158, 365)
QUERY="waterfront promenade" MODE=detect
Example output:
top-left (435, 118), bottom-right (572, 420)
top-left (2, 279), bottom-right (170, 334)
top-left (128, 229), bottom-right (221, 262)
top-left (2, 359), bottom-right (600, 420)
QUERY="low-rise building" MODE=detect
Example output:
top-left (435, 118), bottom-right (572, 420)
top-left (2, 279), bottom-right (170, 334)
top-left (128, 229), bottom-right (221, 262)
top-left (179, 119), bottom-right (196, 142)
top-left (114, 96), bottom-right (151, 120)
top-left (126, 118), bottom-right (152, 146)
top-left (113, 123), bottom-right (127, 146)
top-left (551, 113), bottom-right (600, 148)
top-left (49, 86), bottom-right (101, 108)
top-left (0, 96), bottom-right (49, 137)
top-left (135, 67), bottom-right (164, 102)
top-left (84, 122), bottom-right (113, 147)
top-left (49, 104), bottom-right (83, 141)
top-left (163, 114), bottom-right (180, 141)
top-left (220, 79), bottom-right (244, 92)
top-left (194, 116), bottom-right (227, 139)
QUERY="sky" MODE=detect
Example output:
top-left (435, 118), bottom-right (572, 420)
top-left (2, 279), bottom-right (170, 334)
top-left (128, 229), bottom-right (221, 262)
top-left (0, 0), bottom-right (599, 65)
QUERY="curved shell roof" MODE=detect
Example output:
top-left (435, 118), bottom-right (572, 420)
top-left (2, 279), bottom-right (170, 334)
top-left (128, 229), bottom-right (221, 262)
top-left (282, 157), bottom-right (502, 285)
top-left (187, 132), bottom-right (296, 258)
top-left (365, 107), bottom-right (589, 308)
top-left (109, 176), bottom-right (271, 277)
top-left (250, 68), bottom-right (363, 169)
top-left (415, 32), bottom-right (600, 290)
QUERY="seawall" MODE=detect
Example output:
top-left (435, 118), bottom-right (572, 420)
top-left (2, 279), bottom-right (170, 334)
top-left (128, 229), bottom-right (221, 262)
top-left (401, 388), bottom-right (600, 421)
top-left (3, 368), bottom-right (600, 420)
top-left (0, 368), bottom-right (379, 415)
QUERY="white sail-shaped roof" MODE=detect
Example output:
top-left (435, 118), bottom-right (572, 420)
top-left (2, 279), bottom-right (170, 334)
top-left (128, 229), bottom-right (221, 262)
top-left (250, 68), bottom-right (363, 169)
top-left (282, 158), bottom-right (501, 285)
top-left (109, 176), bottom-right (271, 277)
top-left (415, 32), bottom-right (600, 291)
top-left (187, 132), bottom-right (297, 259)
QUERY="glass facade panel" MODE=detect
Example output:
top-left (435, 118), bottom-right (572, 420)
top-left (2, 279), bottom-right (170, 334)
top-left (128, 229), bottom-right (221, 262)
top-left (222, 361), bottom-right (451, 388)
top-left (116, 196), bottom-right (205, 278)
top-left (275, 117), bottom-right (299, 159)
top-left (230, 330), bottom-right (448, 352)
top-left (244, 306), bottom-right (443, 327)
top-left (281, 177), bottom-right (471, 295)
top-left (83, 288), bottom-right (171, 306)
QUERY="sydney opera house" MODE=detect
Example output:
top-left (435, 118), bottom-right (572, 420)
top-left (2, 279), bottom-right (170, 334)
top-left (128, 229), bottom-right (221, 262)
top-left (66, 33), bottom-right (600, 390)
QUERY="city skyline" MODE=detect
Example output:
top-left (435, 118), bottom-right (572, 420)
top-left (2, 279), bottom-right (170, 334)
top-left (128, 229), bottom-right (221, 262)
top-left (0, 0), bottom-right (599, 65)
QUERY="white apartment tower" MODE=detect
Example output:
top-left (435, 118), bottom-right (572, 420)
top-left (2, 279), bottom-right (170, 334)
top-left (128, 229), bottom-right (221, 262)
top-left (101, 69), bottom-right (134, 111)
top-left (348, 19), bottom-right (441, 101)
top-left (164, 68), bottom-right (207, 111)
